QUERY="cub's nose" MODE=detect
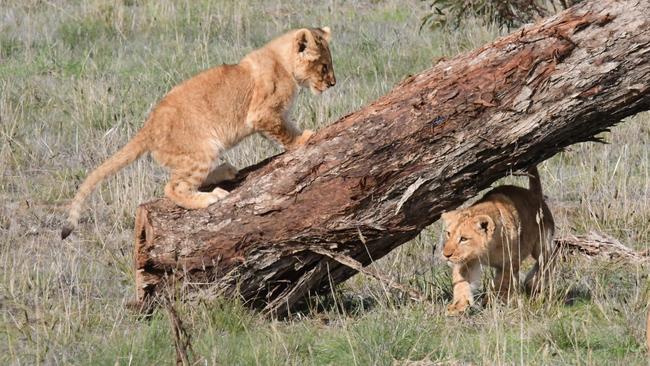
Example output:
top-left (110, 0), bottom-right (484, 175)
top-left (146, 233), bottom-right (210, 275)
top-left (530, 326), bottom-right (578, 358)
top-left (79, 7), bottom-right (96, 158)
top-left (328, 77), bottom-right (336, 87)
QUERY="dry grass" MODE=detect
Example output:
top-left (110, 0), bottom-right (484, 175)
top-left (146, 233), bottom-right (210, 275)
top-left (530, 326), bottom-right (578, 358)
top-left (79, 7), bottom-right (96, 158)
top-left (0, 0), bottom-right (648, 365)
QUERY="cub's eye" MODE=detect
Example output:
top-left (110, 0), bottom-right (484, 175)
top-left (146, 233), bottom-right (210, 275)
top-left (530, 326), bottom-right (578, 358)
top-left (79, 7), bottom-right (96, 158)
top-left (459, 236), bottom-right (468, 243)
top-left (445, 231), bottom-right (450, 238)
top-left (322, 64), bottom-right (328, 73)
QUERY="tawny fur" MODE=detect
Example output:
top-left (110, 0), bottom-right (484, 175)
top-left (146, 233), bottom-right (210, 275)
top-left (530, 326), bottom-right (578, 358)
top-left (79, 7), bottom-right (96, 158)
top-left (440, 166), bottom-right (555, 316)
top-left (62, 27), bottom-right (336, 239)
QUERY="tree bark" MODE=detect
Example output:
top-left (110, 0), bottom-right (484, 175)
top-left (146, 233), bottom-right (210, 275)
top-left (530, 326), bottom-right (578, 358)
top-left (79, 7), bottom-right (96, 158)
top-left (555, 233), bottom-right (649, 263)
top-left (133, 0), bottom-right (650, 315)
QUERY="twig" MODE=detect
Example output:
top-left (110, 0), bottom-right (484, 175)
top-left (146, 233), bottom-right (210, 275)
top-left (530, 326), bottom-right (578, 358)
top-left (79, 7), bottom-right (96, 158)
top-left (163, 295), bottom-right (194, 366)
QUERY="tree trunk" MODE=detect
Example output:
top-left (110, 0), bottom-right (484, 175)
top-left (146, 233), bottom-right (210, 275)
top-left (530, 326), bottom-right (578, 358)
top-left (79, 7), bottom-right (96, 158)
top-left (133, 0), bottom-right (650, 315)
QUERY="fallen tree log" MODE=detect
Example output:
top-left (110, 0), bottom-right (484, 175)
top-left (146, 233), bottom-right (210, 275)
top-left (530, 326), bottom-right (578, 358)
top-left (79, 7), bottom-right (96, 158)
top-left (133, 0), bottom-right (650, 315)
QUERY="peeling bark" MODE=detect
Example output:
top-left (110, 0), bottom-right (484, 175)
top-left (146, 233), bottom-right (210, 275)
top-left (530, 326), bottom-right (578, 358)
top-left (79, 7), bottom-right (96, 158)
top-left (133, 0), bottom-right (650, 315)
top-left (555, 233), bottom-right (649, 263)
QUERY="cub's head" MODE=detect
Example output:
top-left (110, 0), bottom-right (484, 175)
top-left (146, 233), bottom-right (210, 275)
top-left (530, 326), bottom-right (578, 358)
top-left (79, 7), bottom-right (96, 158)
top-left (440, 210), bottom-right (495, 264)
top-left (292, 27), bottom-right (336, 95)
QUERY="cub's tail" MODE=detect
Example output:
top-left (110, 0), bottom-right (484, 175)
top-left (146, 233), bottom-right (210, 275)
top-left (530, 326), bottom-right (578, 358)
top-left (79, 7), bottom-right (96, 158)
top-left (527, 165), bottom-right (544, 200)
top-left (61, 133), bottom-right (149, 239)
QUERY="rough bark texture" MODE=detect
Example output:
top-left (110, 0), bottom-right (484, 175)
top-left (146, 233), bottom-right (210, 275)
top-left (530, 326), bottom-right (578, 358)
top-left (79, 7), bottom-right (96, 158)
top-left (133, 0), bottom-right (650, 315)
top-left (555, 233), bottom-right (650, 263)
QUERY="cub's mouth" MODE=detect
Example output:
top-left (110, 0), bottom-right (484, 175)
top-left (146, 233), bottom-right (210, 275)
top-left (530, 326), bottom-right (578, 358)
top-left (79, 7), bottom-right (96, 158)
top-left (445, 258), bottom-right (455, 267)
top-left (310, 85), bottom-right (323, 95)
top-left (310, 83), bottom-right (330, 94)
top-left (446, 253), bottom-right (468, 265)
top-left (311, 78), bottom-right (336, 94)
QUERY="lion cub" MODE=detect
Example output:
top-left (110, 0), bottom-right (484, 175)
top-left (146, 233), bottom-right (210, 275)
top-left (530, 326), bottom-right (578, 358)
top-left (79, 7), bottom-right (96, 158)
top-left (440, 166), bottom-right (555, 315)
top-left (62, 27), bottom-right (336, 239)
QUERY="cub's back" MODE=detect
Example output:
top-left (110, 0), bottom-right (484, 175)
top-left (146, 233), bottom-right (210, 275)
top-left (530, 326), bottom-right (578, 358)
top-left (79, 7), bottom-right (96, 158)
top-left (480, 185), bottom-right (554, 240)
top-left (145, 64), bottom-right (256, 148)
top-left (163, 64), bottom-right (254, 120)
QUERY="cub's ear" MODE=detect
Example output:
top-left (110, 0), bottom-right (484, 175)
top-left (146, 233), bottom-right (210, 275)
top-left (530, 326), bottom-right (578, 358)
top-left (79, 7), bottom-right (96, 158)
top-left (440, 209), bottom-right (462, 224)
top-left (295, 29), bottom-right (313, 52)
top-left (295, 29), bottom-right (318, 61)
top-left (473, 215), bottom-right (495, 236)
top-left (321, 26), bottom-right (331, 42)
top-left (440, 210), bottom-right (454, 224)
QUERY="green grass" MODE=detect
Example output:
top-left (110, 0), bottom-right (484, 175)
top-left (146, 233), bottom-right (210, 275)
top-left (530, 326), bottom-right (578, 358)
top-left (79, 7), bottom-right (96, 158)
top-left (1, 0), bottom-right (649, 365)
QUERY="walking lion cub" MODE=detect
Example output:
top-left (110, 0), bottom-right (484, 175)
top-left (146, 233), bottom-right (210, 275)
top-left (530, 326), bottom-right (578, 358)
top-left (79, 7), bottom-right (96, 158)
top-left (441, 166), bottom-right (555, 315)
top-left (62, 27), bottom-right (336, 239)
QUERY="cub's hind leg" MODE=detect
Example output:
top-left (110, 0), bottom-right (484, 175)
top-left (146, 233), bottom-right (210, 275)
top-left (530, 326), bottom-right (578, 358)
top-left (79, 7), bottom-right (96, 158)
top-left (525, 226), bottom-right (555, 296)
top-left (164, 162), bottom-right (229, 210)
top-left (493, 264), bottom-right (518, 303)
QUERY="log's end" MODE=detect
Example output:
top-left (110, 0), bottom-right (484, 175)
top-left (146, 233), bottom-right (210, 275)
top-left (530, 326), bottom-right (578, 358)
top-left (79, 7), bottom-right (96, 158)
top-left (133, 205), bottom-right (159, 305)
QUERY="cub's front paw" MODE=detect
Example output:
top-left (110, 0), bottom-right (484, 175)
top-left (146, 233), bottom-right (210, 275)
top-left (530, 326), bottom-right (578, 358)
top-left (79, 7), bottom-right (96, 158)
top-left (446, 299), bottom-right (470, 317)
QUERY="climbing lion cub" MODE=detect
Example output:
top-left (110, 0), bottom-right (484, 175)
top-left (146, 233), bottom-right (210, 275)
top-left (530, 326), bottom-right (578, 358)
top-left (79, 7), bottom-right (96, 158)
top-left (441, 166), bottom-right (555, 316)
top-left (62, 27), bottom-right (336, 239)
